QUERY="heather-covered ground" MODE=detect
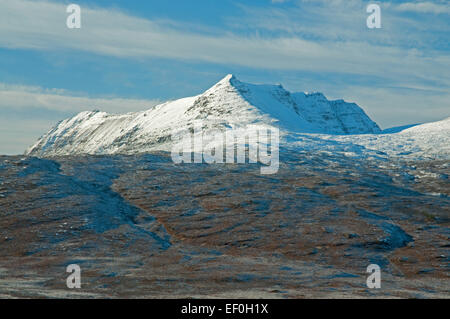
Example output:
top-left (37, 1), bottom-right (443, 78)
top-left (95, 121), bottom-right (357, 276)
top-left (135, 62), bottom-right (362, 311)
top-left (0, 152), bottom-right (448, 298)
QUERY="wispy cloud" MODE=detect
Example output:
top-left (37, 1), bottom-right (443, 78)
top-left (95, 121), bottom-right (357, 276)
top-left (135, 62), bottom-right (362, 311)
top-left (395, 2), bottom-right (450, 14)
top-left (0, 0), bottom-right (448, 87)
top-left (0, 83), bottom-right (161, 114)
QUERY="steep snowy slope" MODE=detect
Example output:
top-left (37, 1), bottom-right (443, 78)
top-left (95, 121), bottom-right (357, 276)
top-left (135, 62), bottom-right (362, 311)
top-left (26, 74), bottom-right (381, 156)
top-left (291, 92), bottom-right (381, 134)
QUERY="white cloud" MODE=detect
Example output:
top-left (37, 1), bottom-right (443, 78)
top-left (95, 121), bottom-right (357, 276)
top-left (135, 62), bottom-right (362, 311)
top-left (0, 0), bottom-right (448, 88)
top-left (0, 83), bottom-right (161, 114)
top-left (396, 2), bottom-right (450, 14)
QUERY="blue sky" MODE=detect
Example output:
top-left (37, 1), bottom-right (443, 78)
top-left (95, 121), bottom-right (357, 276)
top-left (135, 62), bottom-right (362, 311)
top-left (0, 0), bottom-right (449, 154)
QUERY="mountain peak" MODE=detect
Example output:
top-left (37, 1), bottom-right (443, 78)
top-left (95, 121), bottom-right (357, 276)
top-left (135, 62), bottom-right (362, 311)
top-left (223, 73), bottom-right (235, 81)
top-left (214, 74), bottom-right (238, 87)
top-left (26, 75), bottom-right (383, 156)
top-left (204, 74), bottom-right (242, 96)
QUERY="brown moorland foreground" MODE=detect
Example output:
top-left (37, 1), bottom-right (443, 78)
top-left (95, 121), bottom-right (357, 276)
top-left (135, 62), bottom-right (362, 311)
top-left (0, 152), bottom-right (448, 298)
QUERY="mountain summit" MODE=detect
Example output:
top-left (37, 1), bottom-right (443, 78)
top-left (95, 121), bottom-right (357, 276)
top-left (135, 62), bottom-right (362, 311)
top-left (26, 75), bottom-right (381, 156)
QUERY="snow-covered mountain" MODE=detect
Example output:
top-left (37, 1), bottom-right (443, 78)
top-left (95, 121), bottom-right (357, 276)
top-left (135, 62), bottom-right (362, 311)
top-left (26, 74), bottom-right (381, 156)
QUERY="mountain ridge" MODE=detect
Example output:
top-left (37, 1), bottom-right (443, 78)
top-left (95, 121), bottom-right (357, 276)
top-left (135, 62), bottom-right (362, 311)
top-left (27, 74), bottom-right (383, 156)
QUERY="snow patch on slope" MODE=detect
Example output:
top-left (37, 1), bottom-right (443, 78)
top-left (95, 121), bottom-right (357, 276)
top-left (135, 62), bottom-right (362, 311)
top-left (309, 117), bottom-right (450, 160)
